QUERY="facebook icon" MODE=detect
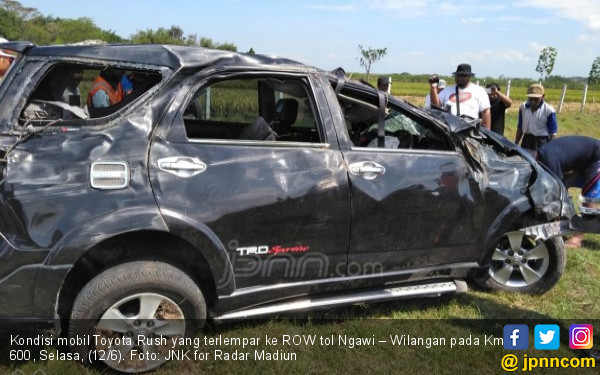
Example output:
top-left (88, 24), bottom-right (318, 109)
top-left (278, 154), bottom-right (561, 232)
top-left (504, 325), bottom-right (529, 349)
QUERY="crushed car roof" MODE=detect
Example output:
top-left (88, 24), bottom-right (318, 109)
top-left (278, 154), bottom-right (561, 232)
top-left (0, 42), bottom-right (312, 71)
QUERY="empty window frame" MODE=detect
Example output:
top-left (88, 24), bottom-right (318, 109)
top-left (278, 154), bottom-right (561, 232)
top-left (20, 63), bottom-right (161, 124)
top-left (183, 76), bottom-right (322, 143)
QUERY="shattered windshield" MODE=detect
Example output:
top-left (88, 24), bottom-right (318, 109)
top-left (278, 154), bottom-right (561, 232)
top-left (367, 107), bottom-right (438, 140)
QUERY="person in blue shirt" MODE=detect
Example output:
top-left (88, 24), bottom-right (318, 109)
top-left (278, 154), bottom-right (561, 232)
top-left (537, 136), bottom-right (600, 248)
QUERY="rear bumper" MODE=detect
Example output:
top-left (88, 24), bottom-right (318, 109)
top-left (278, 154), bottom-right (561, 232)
top-left (0, 236), bottom-right (70, 319)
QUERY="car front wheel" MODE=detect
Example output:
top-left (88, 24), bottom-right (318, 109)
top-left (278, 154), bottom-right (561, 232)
top-left (68, 261), bottom-right (206, 373)
top-left (482, 232), bottom-right (566, 294)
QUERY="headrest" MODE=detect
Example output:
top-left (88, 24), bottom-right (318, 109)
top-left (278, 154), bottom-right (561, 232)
top-left (274, 98), bottom-right (298, 125)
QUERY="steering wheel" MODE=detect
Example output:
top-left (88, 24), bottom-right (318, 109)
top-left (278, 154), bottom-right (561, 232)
top-left (395, 130), bottom-right (414, 149)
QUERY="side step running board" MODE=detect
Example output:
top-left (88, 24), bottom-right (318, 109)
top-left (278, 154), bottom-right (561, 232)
top-left (214, 280), bottom-right (467, 321)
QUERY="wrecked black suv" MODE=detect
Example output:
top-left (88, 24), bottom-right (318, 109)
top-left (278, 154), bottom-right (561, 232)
top-left (0, 42), bottom-right (573, 372)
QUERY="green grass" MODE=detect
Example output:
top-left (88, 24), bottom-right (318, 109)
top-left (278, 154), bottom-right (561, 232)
top-left (389, 81), bottom-right (599, 106)
top-left (3, 109), bottom-right (600, 374)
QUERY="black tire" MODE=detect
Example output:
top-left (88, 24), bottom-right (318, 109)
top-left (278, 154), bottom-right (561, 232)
top-left (68, 261), bottom-right (206, 373)
top-left (479, 232), bottom-right (566, 295)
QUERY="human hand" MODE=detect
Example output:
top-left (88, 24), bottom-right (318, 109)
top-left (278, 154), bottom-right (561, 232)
top-left (428, 74), bottom-right (439, 87)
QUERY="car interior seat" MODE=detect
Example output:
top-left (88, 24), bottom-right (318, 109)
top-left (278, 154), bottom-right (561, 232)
top-left (270, 98), bottom-right (298, 137)
top-left (239, 116), bottom-right (277, 141)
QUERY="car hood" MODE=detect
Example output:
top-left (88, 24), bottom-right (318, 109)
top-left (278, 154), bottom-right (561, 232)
top-left (455, 124), bottom-right (574, 222)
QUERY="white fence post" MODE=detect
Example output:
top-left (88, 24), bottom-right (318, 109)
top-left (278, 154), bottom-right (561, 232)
top-left (558, 84), bottom-right (567, 113)
top-left (506, 79), bottom-right (511, 97)
top-left (581, 84), bottom-right (588, 113)
top-left (388, 77), bottom-right (392, 94)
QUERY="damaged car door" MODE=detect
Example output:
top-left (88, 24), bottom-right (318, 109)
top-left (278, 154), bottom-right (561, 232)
top-left (330, 83), bottom-right (483, 275)
top-left (150, 70), bottom-right (351, 293)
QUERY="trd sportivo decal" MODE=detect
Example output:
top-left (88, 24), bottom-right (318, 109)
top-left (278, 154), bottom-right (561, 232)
top-left (235, 245), bottom-right (310, 256)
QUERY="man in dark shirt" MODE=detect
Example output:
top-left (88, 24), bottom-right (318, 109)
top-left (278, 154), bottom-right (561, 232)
top-left (537, 136), bottom-right (600, 188)
top-left (537, 136), bottom-right (600, 248)
top-left (486, 83), bottom-right (512, 136)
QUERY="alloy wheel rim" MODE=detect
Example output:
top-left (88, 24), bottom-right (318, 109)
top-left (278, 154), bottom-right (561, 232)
top-left (488, 231), bottom-right (549, 288)
top-left (94, 292), bottom-right (186, 373)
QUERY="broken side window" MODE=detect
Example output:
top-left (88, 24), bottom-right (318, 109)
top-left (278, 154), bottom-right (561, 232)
top-left (335, 85), bottom-right (451, 151)
top-left (182, 76), bottom-right (323, 143)
top-left (19, 63), bottom-right (161, 124)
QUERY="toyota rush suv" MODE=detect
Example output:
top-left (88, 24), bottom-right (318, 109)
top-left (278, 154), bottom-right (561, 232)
top-left (0, 42), bottom-right (574, 372)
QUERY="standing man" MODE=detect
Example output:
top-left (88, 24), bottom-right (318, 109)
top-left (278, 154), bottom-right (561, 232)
top-left (377, 76), bottom-right (390, 93)
top-left (486, 83), bottom-right (512, 136)
top-left (424, 79), bottom-right (446, 109)
top-left (514, 83), bottom-right (557, 156)
top-left (429, 63), bottom-right (491, 129)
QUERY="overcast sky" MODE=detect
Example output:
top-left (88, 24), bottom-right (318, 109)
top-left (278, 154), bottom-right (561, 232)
top-left (19, 0), bottom-right (600, 78)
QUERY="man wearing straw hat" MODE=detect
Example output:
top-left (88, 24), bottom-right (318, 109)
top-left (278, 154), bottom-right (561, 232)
top-left (514, 83), bottom-right (558, 157)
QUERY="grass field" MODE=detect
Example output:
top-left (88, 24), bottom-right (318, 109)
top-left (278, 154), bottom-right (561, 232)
top-left (3, 102), bottom-right (600, 374)
top-left (356, 74), bottom-right (600, 105)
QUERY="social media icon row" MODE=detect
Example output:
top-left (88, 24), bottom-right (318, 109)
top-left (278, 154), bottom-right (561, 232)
top-left (503, 324), bottom-right (593, 350)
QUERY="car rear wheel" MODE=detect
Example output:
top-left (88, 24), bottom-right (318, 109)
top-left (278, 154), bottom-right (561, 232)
top-left (482, 232), bottom-right (566, 294)
top-left (69, 261), bottom-right (206, 373)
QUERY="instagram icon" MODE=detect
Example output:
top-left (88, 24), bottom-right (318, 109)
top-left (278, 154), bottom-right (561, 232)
top-left (570, 324), bottom-right (593, 349)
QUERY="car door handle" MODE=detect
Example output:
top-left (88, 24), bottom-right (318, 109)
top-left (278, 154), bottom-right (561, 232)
top-left (349, 161), bottom-right (386, 180)
top-left (158, 157), bottom-right (206, 178)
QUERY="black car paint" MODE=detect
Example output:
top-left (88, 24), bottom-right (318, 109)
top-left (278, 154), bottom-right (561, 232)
top-left (0, 44), bottom-right (573, 325)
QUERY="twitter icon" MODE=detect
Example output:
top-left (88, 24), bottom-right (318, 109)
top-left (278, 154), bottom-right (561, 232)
top-left (535, 324), bottom-right (560, 350)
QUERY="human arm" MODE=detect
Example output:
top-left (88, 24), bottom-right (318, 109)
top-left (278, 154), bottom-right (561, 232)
top-left (515, 108), bottom-right (523, 144)
top-left (91, 90), bottom-right (110, 108)
top-left (492, 86), bottom-right (512, 108)
top-left (480, 108), bottom-right (491, 129)
top-left (479, 88), bottom-right (491, 129)
top-left (428, 74), bottom-right (441, 108)
top-left (547, 112), bottom-right (557, 139)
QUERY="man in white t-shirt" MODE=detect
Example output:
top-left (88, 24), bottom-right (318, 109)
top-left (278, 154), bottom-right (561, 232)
top-left (429, 63), bottom-right (491, 129)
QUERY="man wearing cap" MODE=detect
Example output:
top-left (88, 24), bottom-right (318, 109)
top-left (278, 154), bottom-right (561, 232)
top-left (429, 63), bottom-right (491, 129)
top-left (514, 83), bottom-right (557, 156)
top-left (424, 79), bottom-right (446, 109)
top-left (377, 76), bottom-right (390, 93)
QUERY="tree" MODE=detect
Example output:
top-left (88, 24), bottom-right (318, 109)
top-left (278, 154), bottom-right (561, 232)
top-left (589, 56), bottom-right (600, 85)
top-left (0, 7), bottom-right (22, 40)
top-left (1, 0), bottom-right (40, 20)
top-left (358, 45), bottom-right (387, 82)
top-left (130, 27), bottom-right (236, 51)
top-left (247, 47), bottom-right (255, 55)
top-left (535, 46), bottom-right (557, 81)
